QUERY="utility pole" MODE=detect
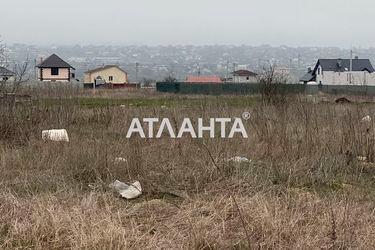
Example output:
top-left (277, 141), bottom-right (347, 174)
top-left (289, 58), bottom-right (293, 73)
top-left (226, 60), bottom-right (229, 83)
top-left (34, 58), bottom-right (37, 80)
top-left (349, 48), bottom-right (353, 84)
top-left (135, 62), bottom-right (139, 83)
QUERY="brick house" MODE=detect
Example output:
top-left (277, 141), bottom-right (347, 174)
top-left (36, 54), bottom-right (75, 82)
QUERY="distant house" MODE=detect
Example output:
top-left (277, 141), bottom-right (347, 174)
top-left (300, 67), bottom-right (316, 84)
top-left (231, 70), bottom-right (258, 83)
top-left (0, 66), bottom-right (14, 81)
top-left (84, 65), bottom-right (128, 87)
top-left (36, 54), bottom-right (75, 82)
top-left (185, 76), bottom-right (223, 84)
top-left (301, 58), bottom-right (375, 85)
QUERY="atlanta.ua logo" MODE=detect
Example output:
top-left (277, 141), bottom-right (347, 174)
top-left (126, 116), bottom-right (249, 139)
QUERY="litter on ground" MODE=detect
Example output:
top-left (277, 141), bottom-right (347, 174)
top-left (42, 129), bottom-right (69, 142)
top-left (228, 156), bottom-right (251, 163)
top-left (357, 156), bottom-right (367, 162)
top-left (109, 180), bottom-right (142, 199)
top-left (114, 157), bottom-right (127, 163)
top-left (361, 115), bottom-right (372, 122)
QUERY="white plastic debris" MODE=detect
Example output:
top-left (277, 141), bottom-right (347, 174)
top-left (109, 180), bottom-right (142, 199)
top-left (228, 156), bottom-right (251, 163)
top-left (161, 105), bottom-right (167, 109)
top-left (361, 115), bottom-right (372, 122)
top-left (114, 157), bottom-right (127, 163)
top-left (42, 129), bottom-right (69, 142)
top-left (120, 105), bottom-right (126, 108)
top-left (357, 156), bottom-right (367, 162)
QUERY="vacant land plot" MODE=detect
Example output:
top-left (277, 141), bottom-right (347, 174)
top-left (1, 87), bottom-right (375, 249)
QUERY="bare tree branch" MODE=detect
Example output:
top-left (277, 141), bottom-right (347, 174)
top-left (11, 57), bottom-right (30, 94)
top-left (258, 62), bottom-right (289, 103)
top-left (0, 35), bottom-right (6, 67)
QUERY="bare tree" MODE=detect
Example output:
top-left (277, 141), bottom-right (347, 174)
top-left (0, 36), bottom-right (6, 67)
top-left (11, 58), bottom-right (30, 94)
top-left (258, 63), bottom-right (289, 103)
top-left (0, 36), bottom-right (29, 96)
top-left (0, 37), bottom-right (8, 96)
top-left (0, 58), bottom-right (30, 107)
top-left (163, 75), bottom-right (177, 83)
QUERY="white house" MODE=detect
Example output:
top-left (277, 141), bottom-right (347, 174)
top-left (231, 70), bottom-right (258, 83)
top-left (301, 58), bottom-right (375, 85)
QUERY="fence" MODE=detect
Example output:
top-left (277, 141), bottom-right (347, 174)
top-left (156, 82), bottom-right (375, 96)
top-left (83, 83), bottom-right (140, 89)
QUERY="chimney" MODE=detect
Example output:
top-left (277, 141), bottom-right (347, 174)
top-left (308, 67), bottom-right (312, 73)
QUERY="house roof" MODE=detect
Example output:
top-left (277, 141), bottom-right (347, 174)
top-left (36, 54), bottom-right (75, 69)
top-left (300, 71), bottom-right (316, 82)
top-left (313, 59), bottom-right (374, 74)
top-left (232, 69), bottom-right (258, 77)
top-left (0, 66), bottom-right (14, 76)
top-left (185, 76), bottom-right (223, 83)
top-left (85, 65), bottom-right (127, 74)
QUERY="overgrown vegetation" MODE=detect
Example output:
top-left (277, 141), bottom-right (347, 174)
top-left (1, 86), bottom-right (375, 248)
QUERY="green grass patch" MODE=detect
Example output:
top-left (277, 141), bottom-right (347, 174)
top-left (36, 96), bottom-right (259, 108)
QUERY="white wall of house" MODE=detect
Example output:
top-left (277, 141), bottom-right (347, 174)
top-left (38, 68), bottom-right (71, 82)
top-left (315, 66), bottom-right (375, 85)
top-left (233, 75), bottom-right (258, 83)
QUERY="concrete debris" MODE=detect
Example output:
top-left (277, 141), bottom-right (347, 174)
top-left (228, 156), bottom-right (251, 163)
top-left (109, 180), bottom-right (142, 200)
top-left (357, 156), bottom-right (367, 162)
top-left (42, 129), bottom-right (69, 142)
top-left (361, 115), bottom-right (372, 122)
top-left (114, 157), bottom-right (127, 163)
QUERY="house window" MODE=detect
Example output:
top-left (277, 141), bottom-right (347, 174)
top-left (109, 76), bottom-right (113, 81)
top-left (246, 77), bottom-right (250, 80)
top-left (318, 68), bottom-right (321, 75)
top-left (51, 67), bottom-right (59, 75)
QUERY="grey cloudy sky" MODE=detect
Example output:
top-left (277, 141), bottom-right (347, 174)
top-left (1, 0), bottom-right (374, 47)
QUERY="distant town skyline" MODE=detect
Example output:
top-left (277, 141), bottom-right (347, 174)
top-left (1, 0), bottom-right (375, 48)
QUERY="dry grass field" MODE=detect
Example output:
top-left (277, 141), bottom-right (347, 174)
top-left (1, 86), bottom-right (375, 249)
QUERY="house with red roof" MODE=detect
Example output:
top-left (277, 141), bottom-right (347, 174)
top-left (185, 75), bottom-right (223, 84)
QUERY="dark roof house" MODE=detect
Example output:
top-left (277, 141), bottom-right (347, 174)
top-left (232, 70), bottom-right (258, 77)
top-left (36, 54), bottom-right (75, 82)
top-left (300, 68), bottom-right (316, 83)
top-left (37, 54), bottom-right (75, 70)
top-left (313, 58), bottom-right (374, 74)
top-left (0, 66), bottom-right (14, 77)
top-left (300, 58), bottom-right (375, 84)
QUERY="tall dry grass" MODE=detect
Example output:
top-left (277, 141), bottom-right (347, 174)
top-left (1, 87), bottom-right (375, 249)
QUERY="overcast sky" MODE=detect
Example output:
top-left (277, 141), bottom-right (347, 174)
top-left (1, 0), bottom-right (374, 48)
